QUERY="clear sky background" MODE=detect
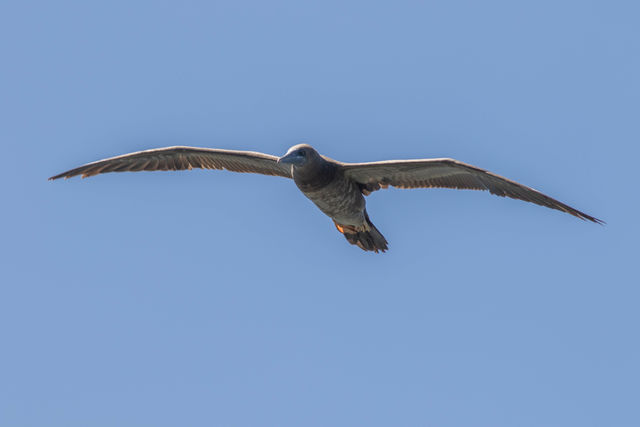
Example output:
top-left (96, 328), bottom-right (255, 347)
top-left (1, 1), bottom-right (638, 426)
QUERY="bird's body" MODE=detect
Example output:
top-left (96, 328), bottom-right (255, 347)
top-left (285, 146), bottom-right (388, 251)
top-left (50, 143), bottom-right (602, 252)
top-left (297, 165), bottom-right (363, 226)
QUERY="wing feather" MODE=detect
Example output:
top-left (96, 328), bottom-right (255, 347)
top-left (49, 146), bottom-right (292, 180)
top-left (342, 158), bottom-right (603, 223)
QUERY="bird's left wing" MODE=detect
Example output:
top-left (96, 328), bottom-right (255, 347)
top-left (49, 146), bottom-right (292, 180)
top-left (342, 158), bottom-right (603, 223)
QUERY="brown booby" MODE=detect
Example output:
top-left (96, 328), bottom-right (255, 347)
top-left (49, 144), bottom-right (603, 252)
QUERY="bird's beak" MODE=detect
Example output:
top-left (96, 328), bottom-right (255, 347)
top-left (278, 152), bottom-right (305, 166)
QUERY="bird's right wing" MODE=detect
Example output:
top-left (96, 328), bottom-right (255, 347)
top-left (49, 146), bottom-right (293, 180)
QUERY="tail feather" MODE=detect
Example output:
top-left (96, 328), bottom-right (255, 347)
top-left (334, 212), bottom-right (388, 253)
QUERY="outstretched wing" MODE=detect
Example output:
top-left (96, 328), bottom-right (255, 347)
top-left (342, 158), bottom-right (603, 223)
top-left (49, 146), bottom-right (292, 180)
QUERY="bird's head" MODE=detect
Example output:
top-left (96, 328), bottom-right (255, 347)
top-left (278, 144), bottom-right (318, 167)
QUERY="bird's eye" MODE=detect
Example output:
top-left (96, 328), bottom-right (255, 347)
top-left (299, 150), bottom-right (306, 156)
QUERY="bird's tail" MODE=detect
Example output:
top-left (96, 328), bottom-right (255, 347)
top-left (334, 211), bottom-right (388, 253)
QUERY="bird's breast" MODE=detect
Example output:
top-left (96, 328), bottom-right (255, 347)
top-left (301, 173), bottom-right (365, 225)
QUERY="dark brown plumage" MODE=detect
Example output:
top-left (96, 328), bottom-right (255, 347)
top-left (48, 146), bottom-right (291, 180)
top-left (50, 143), bottom-right (603, 252)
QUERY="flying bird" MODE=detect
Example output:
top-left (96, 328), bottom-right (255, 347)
top-left (50, 144), bottom-right (602, 252)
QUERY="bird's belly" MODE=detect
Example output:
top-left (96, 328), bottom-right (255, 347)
top-left (303, 180), bottom-right (365, 226)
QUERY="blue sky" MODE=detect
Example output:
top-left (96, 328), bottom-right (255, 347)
top-left (1, 1), bottom-right (638, 426)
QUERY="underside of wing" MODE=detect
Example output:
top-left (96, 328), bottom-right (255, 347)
top-left (49, 146), bottom-right (293, 180)
top-left (342, 158), bottom-right (603, 224)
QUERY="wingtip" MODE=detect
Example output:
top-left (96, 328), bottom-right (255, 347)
top-left (49, 173), bottom-right (75, 181)
top-left (582, 214), bottom-right (605, 225)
